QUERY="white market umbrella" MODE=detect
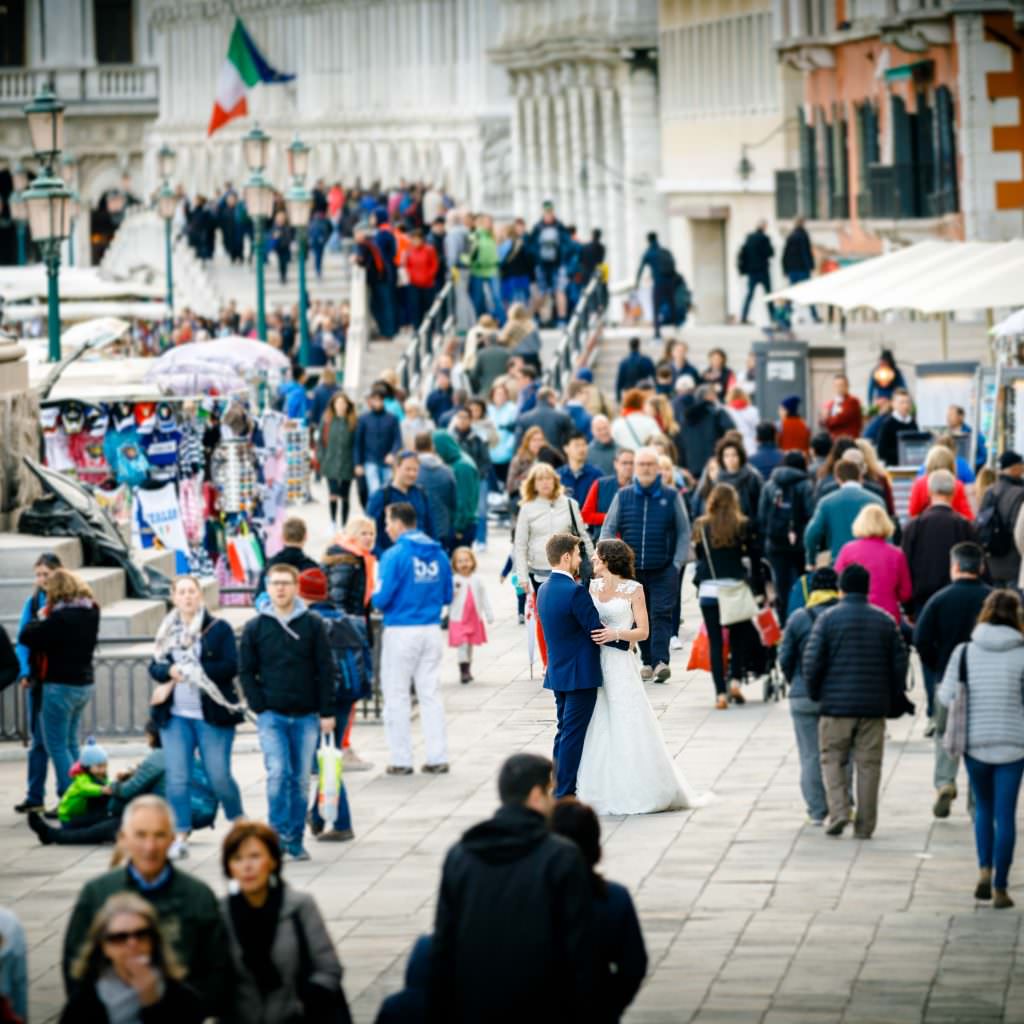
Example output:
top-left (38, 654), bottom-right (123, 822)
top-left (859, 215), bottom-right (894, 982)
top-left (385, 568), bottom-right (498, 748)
top-left (992, 308), bottom-right (1024, 339)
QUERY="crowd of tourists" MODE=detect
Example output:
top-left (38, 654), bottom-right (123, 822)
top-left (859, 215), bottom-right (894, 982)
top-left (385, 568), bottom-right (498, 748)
top-left (7, 316), bottom-right (1024, 1019)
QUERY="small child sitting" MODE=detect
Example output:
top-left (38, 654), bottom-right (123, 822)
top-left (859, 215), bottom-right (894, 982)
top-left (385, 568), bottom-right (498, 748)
top-left (57, 738), bottom-right (111, 830)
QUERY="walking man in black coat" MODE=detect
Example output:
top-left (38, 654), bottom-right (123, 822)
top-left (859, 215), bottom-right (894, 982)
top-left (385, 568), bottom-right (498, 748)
top-left (781, 217), bottom-right (820, 322)
top-left (427, 753), bottom-right (595, 1024)
top-left (739, 219), bottom-right (776, 325)
top-left (803, 564), bottom-right (909, 839)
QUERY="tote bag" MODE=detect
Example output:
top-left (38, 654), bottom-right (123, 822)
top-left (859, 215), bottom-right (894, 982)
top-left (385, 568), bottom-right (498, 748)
top-left (707, 543), bottom-right (758, 626)
top-left (942, 646), bottom-right (970, 759)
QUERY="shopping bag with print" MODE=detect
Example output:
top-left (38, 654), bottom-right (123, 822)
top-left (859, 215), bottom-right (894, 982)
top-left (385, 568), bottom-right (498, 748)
top-left (316, 734), bottom-right (344, 828)
top-left (754, 606), bottom-right (782, 647)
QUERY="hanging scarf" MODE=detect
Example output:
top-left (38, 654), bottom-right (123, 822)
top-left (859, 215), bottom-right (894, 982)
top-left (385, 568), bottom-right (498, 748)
top-left (153, 609), bottom-right (254, 722)
top-left (229, 884), bottom-right (284, 995)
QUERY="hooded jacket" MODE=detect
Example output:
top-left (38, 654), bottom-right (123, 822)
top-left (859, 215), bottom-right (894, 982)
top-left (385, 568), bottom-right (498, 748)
top-left (239, 597), bottom-right (335, 717)
top-left (376, 935), bottom-right (431, 1024)
top-left (681, 399), bottom-right (733, 476)
top-left (757, 464), bottom-right (814, 555)
top-left (427, 804), bottom-right (595, 1024)
top-left (373, 529), bottom-right (453, 627)
top-left (433, 431), bottom-right (480, 533)
top-left (778, 591), bottom-right (839, 702)
top-left (417, 453), bottom-right (458, 543)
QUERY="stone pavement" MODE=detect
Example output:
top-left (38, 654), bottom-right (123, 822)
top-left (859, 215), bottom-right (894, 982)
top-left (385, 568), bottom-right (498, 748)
top-left (3, 534), bottom-right (1023, 1023)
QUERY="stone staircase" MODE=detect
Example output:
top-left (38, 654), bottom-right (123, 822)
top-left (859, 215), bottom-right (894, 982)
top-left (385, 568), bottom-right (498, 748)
top-left (586, 325), bottom-right (646, 404)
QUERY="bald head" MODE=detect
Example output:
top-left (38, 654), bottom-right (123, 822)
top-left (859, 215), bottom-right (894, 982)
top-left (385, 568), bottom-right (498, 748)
top-left (591, 415), bottom-right (612, 444)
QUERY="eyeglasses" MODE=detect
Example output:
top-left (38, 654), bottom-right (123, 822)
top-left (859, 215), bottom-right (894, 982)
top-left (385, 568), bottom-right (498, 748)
top-left (103, 927), bottom-right (153, 945)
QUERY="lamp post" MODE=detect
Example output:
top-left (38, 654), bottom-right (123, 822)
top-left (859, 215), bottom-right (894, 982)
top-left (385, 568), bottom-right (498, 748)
top-left (23, 85), bottom-right (70, 362)
top-left (286, 136), bottom-right (312, 365)
top-left (156, 143), bottom-right (177, 323)
top-left (10, 178), bottom-right (27, 267)
top-left (242, 124), bottom-right (273, 342)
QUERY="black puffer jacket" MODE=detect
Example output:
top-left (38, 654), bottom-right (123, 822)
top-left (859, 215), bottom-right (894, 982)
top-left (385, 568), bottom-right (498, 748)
top-left (681, 400), bottom-right (733, 477)
top-left (758, 465), bottom-right (814, 555)
top-left (803, 594), bottom-right (909, 716)
top-left (427, 804), bottom-right (595, 1024)
top-left (322, 545), bottom-right (368, 617)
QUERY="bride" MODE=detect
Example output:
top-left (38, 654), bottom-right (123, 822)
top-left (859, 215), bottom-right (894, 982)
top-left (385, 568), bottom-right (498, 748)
top-left (577, 539), bottom-right (711, 815)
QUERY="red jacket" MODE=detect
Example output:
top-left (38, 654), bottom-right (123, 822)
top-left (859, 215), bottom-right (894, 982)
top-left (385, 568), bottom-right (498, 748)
top-left (821, 395), bottom-right (863, 440)
top-left (907, 475), bottom-right (974, 520)
top-left (406, 244), bottom-right (439, 289)
top-left (779, 416), bottom-right (811, 452)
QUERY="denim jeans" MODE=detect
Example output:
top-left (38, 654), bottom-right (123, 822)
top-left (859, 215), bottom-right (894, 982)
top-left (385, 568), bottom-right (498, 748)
top-left (40, 683), bottom-right (94, 797)
top-left (790, 698), bottom-right (828, 821)
top-left (160, 714), bottom-right (244, 832)
top-left (309, 699), bottom-right (354, 833)
top-left (965, 755), bottom-right (1024, 889)
top-left (25, 687), bottom-right (50, 805)
top-left (257, 711), bottom-right (321, 850)
top-left (364, 462), bottom-right (392, 498)
top-left (637, 565), bottom-right (679, 668)
top-left (741, 269), bottom-right (775, 323)
top-left (476, 477), bottom-right (489, 546)
top-left (468, 276), bottom-right (506, 325)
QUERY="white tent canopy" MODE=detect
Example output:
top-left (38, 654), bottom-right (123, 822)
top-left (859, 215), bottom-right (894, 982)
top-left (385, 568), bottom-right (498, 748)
top-left (769, 240), bottom-right (1024, 314)
top-left (1, 300), bottom-right (168, 323)
top-left (993, 309), bottom-right (1024, 338)
top-left (0, 266), bottom-right (164, 304)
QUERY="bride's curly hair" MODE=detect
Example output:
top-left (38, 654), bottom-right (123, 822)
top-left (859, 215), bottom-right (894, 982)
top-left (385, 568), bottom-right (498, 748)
top-left (596, 539), bottom-right (636, 581)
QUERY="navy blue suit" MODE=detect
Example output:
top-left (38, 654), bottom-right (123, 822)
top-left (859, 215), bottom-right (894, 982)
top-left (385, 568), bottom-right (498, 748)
top-left (537, 572), bottom-right (607, 797)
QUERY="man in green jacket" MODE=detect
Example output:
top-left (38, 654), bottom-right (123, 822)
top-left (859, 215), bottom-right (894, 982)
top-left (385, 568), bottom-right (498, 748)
top-left (434, 431), bottom-right (480, 548)
top-left (61, 795), bottom-right (229, 1015)
top-left (463, 214), bottom-right (506, 326)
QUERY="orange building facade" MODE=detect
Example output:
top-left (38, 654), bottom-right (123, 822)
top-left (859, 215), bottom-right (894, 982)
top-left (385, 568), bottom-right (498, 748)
top-left (772, 2), bottom-right (1024, 256)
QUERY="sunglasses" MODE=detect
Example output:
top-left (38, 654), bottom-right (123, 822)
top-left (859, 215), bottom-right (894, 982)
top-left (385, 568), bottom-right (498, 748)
top-left (104, 927), bottom-right (153, 945)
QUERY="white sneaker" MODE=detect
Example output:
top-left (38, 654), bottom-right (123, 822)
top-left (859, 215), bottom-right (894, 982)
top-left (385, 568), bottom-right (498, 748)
top-left (168, 838), bottom-right (189, 861)
top-left (669, 636), bottom-right (683, 651)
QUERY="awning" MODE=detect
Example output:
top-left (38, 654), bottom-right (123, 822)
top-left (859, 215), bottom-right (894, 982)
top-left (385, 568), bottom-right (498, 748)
top-left (1, 300), bottom-right (168, 323)
top-left (993, 309), bottom-right (1024, 339)
top-left (0, 266), bottom-right (164, 304)
top-left (769, 240), bottom-right (1024, 314)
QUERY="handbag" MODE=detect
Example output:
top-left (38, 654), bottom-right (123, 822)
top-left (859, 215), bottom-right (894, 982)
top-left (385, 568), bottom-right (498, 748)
top-left (706, 543), bottom-right (758, 626)
top-left (686, 622), bottom-right (729, 672)
top-left (754, 606), bottom-right (782, 647)
top-left (294, 913), bottom-right (353, 1024)
top-left (567, 499), bottom-right (593, 587)
top-left (942, 646), bottom-right (969, 757)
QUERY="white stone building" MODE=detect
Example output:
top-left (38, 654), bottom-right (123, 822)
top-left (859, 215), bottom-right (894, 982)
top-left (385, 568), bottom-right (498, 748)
top-left (0, 0), bottom-right (159, 266)
top-left (491, 0), bottom-right (663, 284)
top-left (656, 0), bottom-right (801, 323)
top-left (145, 0), bottom-right (512, 214)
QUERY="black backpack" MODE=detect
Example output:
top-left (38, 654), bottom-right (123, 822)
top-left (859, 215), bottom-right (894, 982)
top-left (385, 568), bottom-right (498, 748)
top-left (977, 490), bottom-right (1020, 558)
top-left (766, 479), bottom-right (800, 549)
top-left (655, 246), bottom-right (676, 278)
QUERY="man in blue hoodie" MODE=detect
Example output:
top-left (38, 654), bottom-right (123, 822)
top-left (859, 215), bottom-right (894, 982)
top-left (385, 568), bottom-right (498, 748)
top-left (373, 502), bottom-right (453, 776)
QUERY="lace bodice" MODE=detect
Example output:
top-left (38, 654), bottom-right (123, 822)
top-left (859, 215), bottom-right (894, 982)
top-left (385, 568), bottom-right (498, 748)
top-left (590, 578), bottom-right (640, 629)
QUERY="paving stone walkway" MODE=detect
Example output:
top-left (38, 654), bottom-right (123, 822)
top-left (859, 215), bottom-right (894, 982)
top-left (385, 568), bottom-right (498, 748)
top-left (3, 542), bottom-right (1021, 1023)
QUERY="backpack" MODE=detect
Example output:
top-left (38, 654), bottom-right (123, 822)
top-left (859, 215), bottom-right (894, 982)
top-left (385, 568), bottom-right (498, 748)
top-left (766, 479), bottom-right (801, 549)
top-left (323, 615), bottom-right (373, 703)
top-left (655, 247), bottom-right (676, 279)
top-left (976, 489), bottom-right (1023, 558)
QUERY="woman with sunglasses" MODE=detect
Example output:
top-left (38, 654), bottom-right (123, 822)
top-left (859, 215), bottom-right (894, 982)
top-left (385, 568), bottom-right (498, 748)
top-left (61, 892), bottom-right (204, 1022)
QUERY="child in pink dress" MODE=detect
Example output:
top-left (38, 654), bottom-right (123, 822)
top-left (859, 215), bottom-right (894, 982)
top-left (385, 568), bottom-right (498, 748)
top-left (449, 547), bottom-right (495, 684)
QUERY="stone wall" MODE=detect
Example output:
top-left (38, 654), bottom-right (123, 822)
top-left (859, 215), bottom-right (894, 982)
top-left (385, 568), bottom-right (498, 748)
top-left (0, 340), bottom-right (41, 530)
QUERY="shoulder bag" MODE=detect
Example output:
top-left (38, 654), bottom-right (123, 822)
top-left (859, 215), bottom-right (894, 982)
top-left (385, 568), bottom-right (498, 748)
top-left (566, 499), bottom-right (594, 588)
top-left (942, 646), bottom-right (970, 758)
top-left (707, 541), bottom-right (758, 626)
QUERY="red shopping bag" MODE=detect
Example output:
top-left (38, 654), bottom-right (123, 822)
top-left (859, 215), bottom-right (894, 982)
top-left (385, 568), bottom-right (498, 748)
top-left (686, 623), bottom-right (730, 671)
top-left (755, 606), bottom-right (782, 647)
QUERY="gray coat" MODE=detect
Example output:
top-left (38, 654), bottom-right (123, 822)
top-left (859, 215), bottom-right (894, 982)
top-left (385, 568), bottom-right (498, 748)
top-left (221, 885), bottom-right (343, 1024)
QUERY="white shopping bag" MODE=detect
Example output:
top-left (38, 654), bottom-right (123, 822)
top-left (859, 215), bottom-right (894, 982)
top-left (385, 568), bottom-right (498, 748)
top-left (316, 734), bottom-right (343, 827)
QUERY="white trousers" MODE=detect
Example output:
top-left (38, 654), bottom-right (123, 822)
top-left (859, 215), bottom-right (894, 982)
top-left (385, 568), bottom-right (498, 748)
top-left (380, 625), bottom-right (448, 768)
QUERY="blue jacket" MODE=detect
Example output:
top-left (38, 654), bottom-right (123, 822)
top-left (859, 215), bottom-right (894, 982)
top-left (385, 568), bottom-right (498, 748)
top-left (15, 590), bottom-right (45, 679)
top-left (536, 572), bottom-right (604, 693)
top-left (601, 479), bottom-right (691, 572)
top-left (426, 387), bottom-right (454, 425)
top-left (565, 401), bottom-right (593, 441)
top-left (615, 352), bottom-right (656, 400)
top-left (366, 483), bottom-right (436, 555)
top-left (373, 530), bottom-right (453, 626)
top-left (354, 408), bottom-right (402, 465)
top-left (281, 381), bottom-right (309, 423)
top-left (558, 463), bottom-right (603, 508)
top-left (749, 444), bottom-right (784, 480)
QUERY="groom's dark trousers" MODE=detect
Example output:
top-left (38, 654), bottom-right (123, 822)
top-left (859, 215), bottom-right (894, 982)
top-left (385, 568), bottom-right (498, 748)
top-left (537, 572), bottom-right (629, 797)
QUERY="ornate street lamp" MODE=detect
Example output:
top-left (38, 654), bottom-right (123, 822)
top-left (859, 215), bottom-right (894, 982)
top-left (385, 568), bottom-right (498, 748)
top-left (157, 143), bottom-right (176, 181)
top-left (285, 176), bottom-right (313, 365)
top-left (23, 172), bottom-right (72, 362)
top-left (24, 85), bottom-right (68, 362)
top-left (9, 170), bottom-right (27, 267)
top-left (286, 136), bottom-right (310, 182)
top-left (243, 125), bottom-right (274, 342)
top-left (157, 182), bottom-right (177, 317)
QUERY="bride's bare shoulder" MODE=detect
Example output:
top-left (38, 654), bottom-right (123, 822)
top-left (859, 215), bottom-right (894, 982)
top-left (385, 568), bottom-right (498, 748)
top-left (616, 578), bottom-right (642, 596)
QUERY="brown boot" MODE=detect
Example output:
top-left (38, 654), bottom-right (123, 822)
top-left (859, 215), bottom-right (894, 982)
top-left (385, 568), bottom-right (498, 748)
top-left (994, 888), bottom-right (1014, 909)
top-left (975, 868), bottom-right (993, 901)
top-left (459, 663), bottom-right (472, 684)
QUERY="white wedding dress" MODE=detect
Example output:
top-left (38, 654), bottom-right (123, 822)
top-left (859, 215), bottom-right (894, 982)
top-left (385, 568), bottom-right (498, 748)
top-left (576, 579), bottom-right (711, 815)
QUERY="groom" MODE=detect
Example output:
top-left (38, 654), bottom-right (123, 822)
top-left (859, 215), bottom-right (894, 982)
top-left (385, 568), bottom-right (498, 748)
top-left (537, 533), bottom-right (628, 797)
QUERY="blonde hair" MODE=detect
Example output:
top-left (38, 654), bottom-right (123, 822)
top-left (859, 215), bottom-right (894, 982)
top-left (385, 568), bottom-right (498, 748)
top-left (852, 503), bottom-right (895, 540)
top-left (647, 394), bottom-right (679, 435)
top-left (341, 515), bottom-right (376, 544)
top-left (46, 569), bottom-right (93, 605)
top-left (924, 445), bottom-right (956, 475)
top-left (855, 439), bottom-right (890, 482)
top-left (71, 892), bottom-right (185, 983)
top-left (521, 462), bottom-right (564, 503)
top-left (451, 546), bottom-right (477, 573)
top-left (976, 465), bottom-right (998, 505)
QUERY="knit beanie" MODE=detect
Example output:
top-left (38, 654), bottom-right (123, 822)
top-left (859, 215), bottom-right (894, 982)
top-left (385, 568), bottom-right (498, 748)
top-left (79, 737), bottom-right (108, 768)
top-left (297, 568), bottom-right (329, 604)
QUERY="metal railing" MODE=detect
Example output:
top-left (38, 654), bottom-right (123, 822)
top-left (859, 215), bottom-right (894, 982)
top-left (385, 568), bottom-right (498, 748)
top-left (395, 282), bottom-right (456, 398)
top-left (543, 277), bottom-right (606, 394)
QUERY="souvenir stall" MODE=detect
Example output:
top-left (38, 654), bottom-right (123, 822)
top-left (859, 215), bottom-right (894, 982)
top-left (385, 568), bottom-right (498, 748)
top-left (34, 335), bottom-right (308, 602)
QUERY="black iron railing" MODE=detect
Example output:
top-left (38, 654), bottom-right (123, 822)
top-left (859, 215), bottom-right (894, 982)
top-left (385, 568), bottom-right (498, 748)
top-left (395, 282), bottom-right (456, 396)
top-left (543, 278), bottom-right (606, 394)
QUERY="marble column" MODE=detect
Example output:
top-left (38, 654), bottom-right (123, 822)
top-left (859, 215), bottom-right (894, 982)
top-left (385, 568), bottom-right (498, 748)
top-left (620, 59), bottom-right (663, 280)
top-left (521, 79), bottom-right (539, 218)
top-left (511, 74), bottom-right (527, 217)
top-left (536, 72), bottom-right (552, 212)
top-left (567, 74), bottom-right (586, 230)
top-left (552, 66), bottom-right (571, 218)
top-left (599, 68), bottom-right (623, 283)
top-left (581, 70), bottom-right (602, 238)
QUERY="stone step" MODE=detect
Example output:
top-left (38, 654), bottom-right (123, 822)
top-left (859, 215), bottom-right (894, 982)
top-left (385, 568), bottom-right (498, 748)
top-left (0, 535), bottom-right (83, 576)
top-left (0, 566), bottom-right (125, 617)
top-left (92, 599), bottom-right (169, 639)
top-left (136, 547), bottom-right (177, 579)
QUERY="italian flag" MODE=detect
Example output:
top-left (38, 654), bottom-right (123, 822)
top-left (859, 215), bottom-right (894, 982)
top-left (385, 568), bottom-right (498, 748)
top-left (207, 19), bottom-right (295, 137)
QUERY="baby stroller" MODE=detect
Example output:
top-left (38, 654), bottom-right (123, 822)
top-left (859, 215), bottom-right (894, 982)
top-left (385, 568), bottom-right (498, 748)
top-left (749, 558), bottom-right (786, 703)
